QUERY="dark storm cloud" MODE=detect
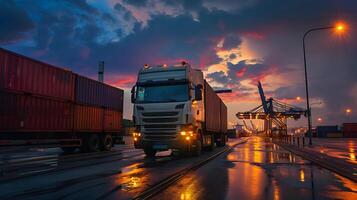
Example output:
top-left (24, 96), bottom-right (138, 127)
top-left (1, 0), bottom-right (357, 123)
top-left (0, 0), bottom-right (34, 44)
top-left (222, 34), bottom-right (242, 50)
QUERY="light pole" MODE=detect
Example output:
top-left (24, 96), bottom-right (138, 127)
top-left (302, 23), bottom-right (345, 145)
top-left (346, 108), bottom-right (352, 121)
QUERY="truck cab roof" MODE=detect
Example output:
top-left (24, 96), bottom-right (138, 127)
top-left (137, 63), bottom-right (203, 84)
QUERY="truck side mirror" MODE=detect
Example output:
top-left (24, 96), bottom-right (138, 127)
top-left (131, 85), bottom-right (136, 103)
top-left (195, 84), bottom-right (203, 101)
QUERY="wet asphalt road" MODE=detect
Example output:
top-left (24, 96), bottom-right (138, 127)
top-left (307, 138), bottom-right (357, 165)
top-left (156, 137), bottom-right (357, 200)
top-left (0, 137), bottom-right (356, 200)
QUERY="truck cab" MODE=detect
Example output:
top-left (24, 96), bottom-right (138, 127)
top-left (131, 62), bottom-right (227, 157)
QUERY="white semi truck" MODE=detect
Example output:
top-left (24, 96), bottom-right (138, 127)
top-left (131, 62), bottom-right (227, 157)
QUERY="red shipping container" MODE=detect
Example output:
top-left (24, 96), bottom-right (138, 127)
top-left (74, 105), bottom-right (103, 132)
top-left (220, 99), bottom-right (227, 134)
top-left (343, 123), bottom-right (357, 138)
top-left (0, 92), bottom-right (73, 132)
top-left (104, 109), bottom-right (122, 131)
top-left (204, 80), bottom-right (221, 132)
top-left (0, 48), bottom-right (75, 101)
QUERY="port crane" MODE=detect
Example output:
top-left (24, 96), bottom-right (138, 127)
top-left (237, 81), bottom-right (307, 137)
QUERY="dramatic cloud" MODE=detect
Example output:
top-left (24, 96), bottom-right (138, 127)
top-left (2, 0), bottom-right (357, 125)
top-left (0, 0), bottom-right (34, 43)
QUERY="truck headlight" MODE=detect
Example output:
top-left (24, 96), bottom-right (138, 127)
top-left (133, 132), bottom-right (141, 137)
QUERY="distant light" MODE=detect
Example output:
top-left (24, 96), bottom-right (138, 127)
top-left (296, 96), bottom-right (301, 101)
top-left (163, 64), bottom-right (167, 68)
top-left (317, 117), bottom-right (322, 122)
top-left (185, 136), bottom-right (190, 140)
top-left (346, 108), bottom-right (352, 114)
top-left (335, 22), bottom-right (346, 33)
top-left (180, 131), bottom-right (186, 136)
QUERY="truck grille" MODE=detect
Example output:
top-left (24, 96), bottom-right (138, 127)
top-left (142, 112), bottom-right (178, 117)
top-left (143, 118), bottom-right (178, 123)
top-left (141, 112), bottom-right (180, 140)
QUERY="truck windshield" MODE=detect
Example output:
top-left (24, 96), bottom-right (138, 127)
top-left (136, 84), bottom-right (189, 103)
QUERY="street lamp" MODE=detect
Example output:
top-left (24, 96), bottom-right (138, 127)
top-left (346, 108), bottom-right (352, 121)
top-left (302, 22), bottom-right (346, 145)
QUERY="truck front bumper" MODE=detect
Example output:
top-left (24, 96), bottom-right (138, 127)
top-left (134, 138), bottom-right (190, 150)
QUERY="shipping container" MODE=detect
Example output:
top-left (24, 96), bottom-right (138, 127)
top-left (204, 80), bottom-right (227, 134)
top-left (74, 105), bottom-right (103, 132)
top-left (76, 75), bottom-right (123, 111)
top-left (104, 109), bottom-right (122, 131)
top-left (204, 80), bottom-right (221, 132)
top-left (220, 99), bottom-right (227, 134)
top-left (316, 126), bottom-right (339, 137)
top-left (0, 48), bottom-right (75, 101)
top-left (0, 91), bottom-right (73, 132)
top-left (343, 123), bottom-right (357, 138)
top-left (0, 48), bottom-right (124, 152)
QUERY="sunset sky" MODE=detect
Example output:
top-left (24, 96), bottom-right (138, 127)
top-left (1, 0), bottom-right (357, 128)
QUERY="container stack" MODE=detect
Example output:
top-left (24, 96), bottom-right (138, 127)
top-left (0, 48), bottom-right (123, 135)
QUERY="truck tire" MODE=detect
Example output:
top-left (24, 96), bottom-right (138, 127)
top-left (61, 147), bottom-right (77, 154)
top-left (144, 148), bottom-right (157, 157)
top-left (100, 134), bottom-right (113, 151)
top-left (81, 134), bottom-right (99, 152)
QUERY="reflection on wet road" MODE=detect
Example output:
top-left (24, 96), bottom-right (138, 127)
top-left (157, 137), bottom-right (357, 200)
top-left (0, 137), bottom-right (356, 200)
top-left (307, 138), bottom-right (357, 164)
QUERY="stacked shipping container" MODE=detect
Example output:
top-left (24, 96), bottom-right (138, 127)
top-left (0, 48), bottom-right (123, 141)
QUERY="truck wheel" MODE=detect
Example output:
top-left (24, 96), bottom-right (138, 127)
top-left (81, 134), bottom-right (99, 152)
top-left (144, 148), bottom-right (157, 157)
top-left (61, 147), bottom-right (77, 154)
top-left (100, 134), bottom-right (113, 151)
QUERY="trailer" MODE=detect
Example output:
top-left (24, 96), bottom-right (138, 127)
top-left (0, 48), bottom-right (124, 152)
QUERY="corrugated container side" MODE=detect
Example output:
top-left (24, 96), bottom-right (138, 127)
top-left (75, 75), bottom-right (123, 111)
top-left (0, 92), bottom-right (21, 130)
top-left (343, 123), bottom-right (357, 137)
top-left (0, 92), bottom-right (73, 131)
top-left (74, 105), bottom-right (103, 132)
top-left (204, 81), bottom-right (221, 132)
top-left (104, 109), bottom-right (122, 131)
top-left (0, 48), bottom-right (75, 101)
top-left (220, 100), bottom-right (227, 133)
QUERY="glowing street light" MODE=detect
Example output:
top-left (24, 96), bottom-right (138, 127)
top-left (335, 22), bottom-right (346, 33)
top-left (317, 117), bottom-right (322, 122)
top-left (296, 96), bottom-right (301, 101)
top-left (346, 108), bottom-right (352, 114)
top-left (302, 21), bottom-right (347, 145)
